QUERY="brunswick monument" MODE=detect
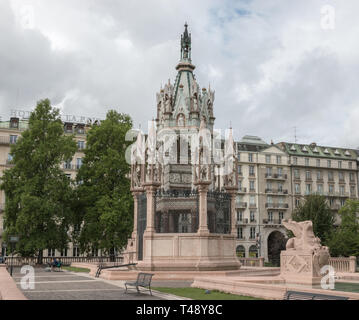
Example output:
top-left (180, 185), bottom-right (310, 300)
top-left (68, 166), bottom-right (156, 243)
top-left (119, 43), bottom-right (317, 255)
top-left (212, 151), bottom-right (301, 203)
top-left (124, 24), bottom-right (241, 271)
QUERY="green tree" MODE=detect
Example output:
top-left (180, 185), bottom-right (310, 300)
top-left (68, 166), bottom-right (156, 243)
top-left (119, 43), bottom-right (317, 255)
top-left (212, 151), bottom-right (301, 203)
top-left (0, 99), bottom-right (77, 262)
top-left (75, 110), bottom-right (133, 255)
top-left (327, 200), bottom-right (359, 257)
top-left (292, 194), bottom-right (335, 245)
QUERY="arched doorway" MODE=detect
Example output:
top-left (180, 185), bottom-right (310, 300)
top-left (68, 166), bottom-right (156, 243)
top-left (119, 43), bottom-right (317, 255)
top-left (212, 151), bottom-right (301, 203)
top-left (267, 231), bottom-right (287, 266)
top-left (236, 245), bottom-right (245, 258)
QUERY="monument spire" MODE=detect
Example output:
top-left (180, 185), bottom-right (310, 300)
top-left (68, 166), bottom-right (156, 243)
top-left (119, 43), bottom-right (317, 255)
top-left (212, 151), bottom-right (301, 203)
top-left (181, 22), bottom-right (191, 61)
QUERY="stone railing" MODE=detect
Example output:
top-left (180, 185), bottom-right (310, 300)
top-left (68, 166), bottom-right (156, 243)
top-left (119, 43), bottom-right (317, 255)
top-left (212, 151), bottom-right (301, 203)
top-left (329, 256), bottom-right (357, 273)
top-left (238, 257), bottom-right (264, 267)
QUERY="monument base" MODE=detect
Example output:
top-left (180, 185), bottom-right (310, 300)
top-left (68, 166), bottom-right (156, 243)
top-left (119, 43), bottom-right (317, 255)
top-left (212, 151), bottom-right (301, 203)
top-left (280, 249), bottom-right (329, 285)
top-left (134, 232), bottom-right (241, 271)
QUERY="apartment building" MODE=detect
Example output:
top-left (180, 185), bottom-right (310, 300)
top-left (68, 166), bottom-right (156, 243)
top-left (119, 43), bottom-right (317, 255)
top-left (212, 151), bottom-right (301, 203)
top-left (235, 136), bottom-right (291, 263)
top-left (0, 117), bottom-right (88, 257)
top-left (277, 142), bottom-right (359, 225)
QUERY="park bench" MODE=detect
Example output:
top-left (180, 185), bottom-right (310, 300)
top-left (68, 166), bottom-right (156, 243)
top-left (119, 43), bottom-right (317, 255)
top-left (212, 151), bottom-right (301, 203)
top-left (125, 273), bottom-right (154, 295)
top-left (284, 290), bottom-right (349, 300)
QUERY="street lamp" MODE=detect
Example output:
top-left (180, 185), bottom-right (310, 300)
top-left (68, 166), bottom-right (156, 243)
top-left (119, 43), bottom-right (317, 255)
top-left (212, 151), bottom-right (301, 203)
top-left (9, 235), bottom-right (19, 277)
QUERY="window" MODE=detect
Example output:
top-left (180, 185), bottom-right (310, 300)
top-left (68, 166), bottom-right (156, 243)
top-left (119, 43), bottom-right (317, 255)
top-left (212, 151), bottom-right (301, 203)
top-left (329, 185), bottom-right (334, 194)
top-left (238, 180), bottom-right (242, 190)
top-left (237, 153), bottom-right (241, 162)
top-left (73, 247), bottom-right (80, 257)
top-left (317, 184), bottom-right (323, 194)
top-left (238, 165), bottom-right (242, 175)
top-left (48, 249), bottom-right (55, 257)
top-left (266, 167), bottom-right (272, 176)
top-left (306, 184), bottom-right (312, 194)
top-left (350, 186), bottom-right (356, 196)
top-left (305, 158), bottom-right (309, 166)
top-left (328, 171), bottom-right (334, 181)
top-left (276, 156), bottom-right (281, 164)
top-left (295, 183), bottom-right (300, 194)
top-left (267, 195), bottom-right (273, 204)
top-left (317, 171), bottom-right (322, 180)
top-left (339, 172), bottom-right (344, 181)
top-left (60, 248), bottom-right (68, 257)
top-left (76, 158), bottom-right (83, 169)
top-left (250, 227), bottom-right (256, 239)
top-left (266, 182), bottom-right (272, 191)
top-left (248, 153), bottom-right (253, 162)
top-left (249, 165), bottom-right (255, 176)
top-left (327, 160), bottom-right (331, 168)
top-left (237, 210), bottom-right (243, 221)
top-left (268, 212), bottom-right (273, 222)
top-left (316, 159), bottom-right (320, 167)
top-left (350, 172), bottom-right (355, 182)
top-left (293, 157), bottom-right (298, 165)
top-left (338, 161), bottom-right (342, 169)
top-left (349, 162), bottom-right (353, 169)
top-left (266, 155), bottom-right (271, 164)
top-left (250, 195), bottom-right (256, 206)
top-left (277, 167), bottom-right (283, 176)
top-left (64, 160), bottom-right (72, 169)
top-left (306, 171), bottom-right (311, 180)
top-left (340, 185), bottom-right (345, 195)
top-left (278, 183), bottom-right (283, 192)
top-left (7, 153), bottom-right (13, 163)
top-left (295, 198), bottom-right (300, 208)
top-left (249, 180), bottom-right (255, 191)
top-left (250, 211), bottom-right (255, 222)
top-left (9, 135), bottom-right (17, 144)
top-left (294, 169), bottom-right (300, 179)
top-left (340, 199), bottom-right (346, 207)
top-left (77, 141), bottom-right (85, 150)
top-left (279, 212), bottom-right (284, 222)
top-left (237, 228), bottom-right (243, 239)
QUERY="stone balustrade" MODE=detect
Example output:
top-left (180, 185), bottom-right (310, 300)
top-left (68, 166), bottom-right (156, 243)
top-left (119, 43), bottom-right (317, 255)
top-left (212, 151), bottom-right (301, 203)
top-left (238, 257), bottom-right (264, 267)
top-left (329, 256), bottom-right (357, 273)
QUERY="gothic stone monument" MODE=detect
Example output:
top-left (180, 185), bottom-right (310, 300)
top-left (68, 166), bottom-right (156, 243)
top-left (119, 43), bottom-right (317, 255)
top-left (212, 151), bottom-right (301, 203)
top-left (280, 219), bottom-right (330, 285)
top-left (124, 24), bottom-right (241, 271)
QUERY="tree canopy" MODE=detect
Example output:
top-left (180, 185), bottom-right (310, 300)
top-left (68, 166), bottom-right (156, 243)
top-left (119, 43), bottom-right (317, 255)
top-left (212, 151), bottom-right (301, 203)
top-left (0, 99), bottom-right (77, 260)
top-left (74, 110), bottom-right (133, 255)
top-left (327, 200), bottom-right (359, 257)
top-left (291, 194), bottom-right (335, 245)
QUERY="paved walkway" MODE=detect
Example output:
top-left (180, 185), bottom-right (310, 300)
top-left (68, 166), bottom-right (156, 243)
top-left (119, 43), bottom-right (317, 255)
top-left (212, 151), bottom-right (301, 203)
top-left (12, 267), bottom-right (190, 300)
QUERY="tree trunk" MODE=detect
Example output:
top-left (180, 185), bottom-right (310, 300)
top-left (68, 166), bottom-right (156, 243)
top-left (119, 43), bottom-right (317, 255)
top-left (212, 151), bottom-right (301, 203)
top-left (37, 250), bottom-right (43, 265)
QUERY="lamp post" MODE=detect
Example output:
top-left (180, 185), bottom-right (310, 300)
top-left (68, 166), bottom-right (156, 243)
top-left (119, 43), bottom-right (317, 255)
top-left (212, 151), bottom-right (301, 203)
top-left (9, 235), bottom-right (19, 277)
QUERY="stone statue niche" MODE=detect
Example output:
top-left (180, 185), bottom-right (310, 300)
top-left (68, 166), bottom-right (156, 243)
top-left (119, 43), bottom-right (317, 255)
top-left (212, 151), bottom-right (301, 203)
top-left (280, 219), bottom-right (330, 285)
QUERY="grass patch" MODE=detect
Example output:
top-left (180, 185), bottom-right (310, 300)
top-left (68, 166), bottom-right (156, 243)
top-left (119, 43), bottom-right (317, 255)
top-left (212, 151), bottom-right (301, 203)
top-left (62, 266), bottom-right (90, 273)
top-left (333, 282), bottom-right (359, 293)
top-left (152, 287), bottom-right (262, 300)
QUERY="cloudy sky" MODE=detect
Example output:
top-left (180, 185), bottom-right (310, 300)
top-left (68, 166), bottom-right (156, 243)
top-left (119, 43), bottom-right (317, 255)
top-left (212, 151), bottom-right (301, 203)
top-left (1, 0), bottom-right (359, 148)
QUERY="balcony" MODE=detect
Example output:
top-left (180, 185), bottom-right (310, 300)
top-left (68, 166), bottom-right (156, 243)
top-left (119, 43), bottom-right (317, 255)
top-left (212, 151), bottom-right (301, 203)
top-left (237, 187), bottom-right (247, 194)
top-left (265, 189), bottom-right (288, 195)
top-left (263, 219), bottom-right (282, 225)
top-left (249, 203), bottom-right (257, 209)
top-left (249, 188), bottom-right (256, 193)
top-left (236, 202), bottom-right (247, 208)
top-left (293, 175), bottom-right (301, 181)
top-left (265, 173), bottom-right (287, 180)
top-left (237, 236), bottom-right (246, 240)
top-left (325, 191), bottom-right (349, 198)
top-left (236, 219), bottom-right (248, 225)
top-left (265, 203), bottom-right (289, 209)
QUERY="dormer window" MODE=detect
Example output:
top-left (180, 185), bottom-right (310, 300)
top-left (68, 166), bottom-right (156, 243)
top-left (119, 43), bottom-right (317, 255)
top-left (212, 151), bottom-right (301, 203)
top-left (302, 146), bottom-right (308, 152)
top-left (324, 148), bottom-right (329, 154)
top-left (290, 145), bottom-right (296, 151)
top-left (334, 149), bottom-right (340, 155)
top-left (345, 150), bottom-right (351, 156)
top-left (10, 117), bottom-right (19, 129)
top-left (313, 147), bottom-right (319, 153)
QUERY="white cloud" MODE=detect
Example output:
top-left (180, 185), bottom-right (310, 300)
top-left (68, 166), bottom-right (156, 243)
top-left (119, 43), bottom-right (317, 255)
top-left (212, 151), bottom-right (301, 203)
top-left (0, 0), bottom-right (359, 148)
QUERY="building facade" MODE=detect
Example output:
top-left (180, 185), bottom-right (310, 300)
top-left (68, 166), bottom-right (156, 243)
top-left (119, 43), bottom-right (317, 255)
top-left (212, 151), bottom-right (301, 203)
top-left (0, 117), bottom-right (88, 257)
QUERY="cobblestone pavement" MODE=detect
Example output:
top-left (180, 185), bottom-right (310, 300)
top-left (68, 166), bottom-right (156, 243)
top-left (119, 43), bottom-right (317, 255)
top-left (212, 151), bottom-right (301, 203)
top-left (13, 268), bottom-right (164, 300)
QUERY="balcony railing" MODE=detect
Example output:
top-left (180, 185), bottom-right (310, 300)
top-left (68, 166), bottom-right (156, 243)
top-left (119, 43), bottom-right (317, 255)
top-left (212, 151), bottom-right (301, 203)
top-left (265, 203), bottom-right (289, 209)
top-left (235, 202), bottom-right (247, 208)
top-left (236, 219), bottom-right (248, 225)
top-left (238, 187), bottom-right (247, 194)
top-left (265, 189), bottom-right (288, 194)
top-left (265, 173), bottom-right (287, 180)
top-left (263, 219), bottom-right (282, 225)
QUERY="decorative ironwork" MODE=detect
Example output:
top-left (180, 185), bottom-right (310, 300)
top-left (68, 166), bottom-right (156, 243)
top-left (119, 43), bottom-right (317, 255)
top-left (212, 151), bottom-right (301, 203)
top-left (207, 191), bottom-right (231, 234)
top-left (137, 193), bottom-right (147, 261)
top-left (155, 189), bottom-right (199, 233)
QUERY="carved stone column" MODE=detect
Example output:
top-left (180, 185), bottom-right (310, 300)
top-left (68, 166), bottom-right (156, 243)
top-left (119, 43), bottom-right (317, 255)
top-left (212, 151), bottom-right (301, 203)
top-left (196, 182), bottom-right (211, 235)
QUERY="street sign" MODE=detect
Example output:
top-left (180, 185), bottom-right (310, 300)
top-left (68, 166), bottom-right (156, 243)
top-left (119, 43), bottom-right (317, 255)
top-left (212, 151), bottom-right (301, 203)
top-left (9, 236), bottom-right (19, 243)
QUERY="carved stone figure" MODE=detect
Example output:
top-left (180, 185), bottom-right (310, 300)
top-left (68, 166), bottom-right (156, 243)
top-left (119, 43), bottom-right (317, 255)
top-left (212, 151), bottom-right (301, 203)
top-left (282, 219), bottom-right (324, 252)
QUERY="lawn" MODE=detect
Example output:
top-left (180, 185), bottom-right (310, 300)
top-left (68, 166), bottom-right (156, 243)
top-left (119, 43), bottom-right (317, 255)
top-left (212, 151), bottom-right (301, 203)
top-left (152, 287), bottom-right (263, 300)
top-left (62, 266), bottom-right (91, 273)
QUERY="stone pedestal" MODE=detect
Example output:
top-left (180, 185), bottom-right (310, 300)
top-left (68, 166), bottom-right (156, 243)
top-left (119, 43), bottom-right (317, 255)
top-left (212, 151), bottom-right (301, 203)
top-left (280, 249), bottom-right (329, 285)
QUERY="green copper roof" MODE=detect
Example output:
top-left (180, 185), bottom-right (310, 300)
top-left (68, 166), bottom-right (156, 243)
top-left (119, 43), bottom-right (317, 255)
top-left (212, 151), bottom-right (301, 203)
top-left (279, 142), bottom-right (357, 160)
